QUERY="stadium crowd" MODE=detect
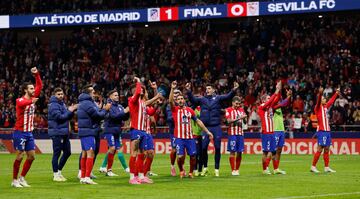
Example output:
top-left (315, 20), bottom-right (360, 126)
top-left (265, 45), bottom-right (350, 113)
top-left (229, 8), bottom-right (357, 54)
top-left (0, 15), bottom-right (359, 131)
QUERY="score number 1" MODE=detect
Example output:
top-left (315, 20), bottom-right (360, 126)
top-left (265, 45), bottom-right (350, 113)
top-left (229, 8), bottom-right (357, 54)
top-left (160, 7), bottom-right (178, 21)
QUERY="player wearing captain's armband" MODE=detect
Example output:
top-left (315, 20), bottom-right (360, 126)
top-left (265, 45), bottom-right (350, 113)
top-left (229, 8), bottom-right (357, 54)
top-left (310, 87), bottom-right (340, 173)
top-left (225, 96), bottom-right (247, 176)
top-left (169, 81), bottom-right (213, 179)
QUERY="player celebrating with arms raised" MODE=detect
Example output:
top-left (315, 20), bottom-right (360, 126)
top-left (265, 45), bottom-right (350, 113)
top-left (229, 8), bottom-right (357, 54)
top-left (128, 77), bottom-right (162, 184)
top-left (169, 81), bottom-right (213, 179)
top-left (258, 81), bottom-right (281, 175)
top-left (311, 87), bottom-right (340, 173)
top-left (12, 67), bottom-right (43, 188)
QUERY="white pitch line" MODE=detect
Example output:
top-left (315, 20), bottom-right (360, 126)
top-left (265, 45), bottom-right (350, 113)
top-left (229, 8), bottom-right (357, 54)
top-left (275, 192), bottom-right (360, 199)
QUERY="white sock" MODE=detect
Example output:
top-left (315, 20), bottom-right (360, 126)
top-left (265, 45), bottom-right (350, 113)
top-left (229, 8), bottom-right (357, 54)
top-left (130, 173), bottom-right (135, 179)
top-left (58, 170), bottom-right (62, 175)
top-left (138, 173), bottom-right (144, 179)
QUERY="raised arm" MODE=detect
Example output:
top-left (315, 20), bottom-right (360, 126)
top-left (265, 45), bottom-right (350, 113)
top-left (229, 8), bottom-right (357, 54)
top-left (129, 77), bottom-right (142, 104)
top-left (169, 81), bottom-right (177, 108)
top-left (145, 93), bottom-right (162, 106)
top-left (315, 87), bottom-right (323, 111)
top-left (273, 90), bottom-right (292, 110)
top-left (31, 67), bottom-right (43, 98)
top-left (326, 88), bottom-right (340, 108)
top-left (218, 82), bottom-right (239, 101)
top-left (185, 82), bottom-right (201, 105)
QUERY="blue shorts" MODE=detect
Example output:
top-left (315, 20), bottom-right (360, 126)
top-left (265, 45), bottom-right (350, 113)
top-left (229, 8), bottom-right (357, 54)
top-left (317, 131), bottom-right (332, 147)
top-left (175, 138), bottom-right (196, 156)
top-left (130, 129), bottom-right (146, 141)
top-left (261, 133), bottom-right (276, 152)
top-left (169, 134), bottom-right (176, 148)
top-left (274, 131), bottom-right (285, 148)
top-left (13, 131), bottom-right (35, 151)
top-left (202, 126), bottom-right (222, 149)
top-left (227, 135), bottom-right (244, 153)
top-left (104, 134), bottom-right (121, 150)
top-left (142, 134), bottom-right (154, 151)
top-left (80, 136), bottom-right (96, 151)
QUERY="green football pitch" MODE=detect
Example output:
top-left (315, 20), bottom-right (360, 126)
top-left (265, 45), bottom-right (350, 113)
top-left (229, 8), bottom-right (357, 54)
top-left (1, 154), bottom-right (360, 199)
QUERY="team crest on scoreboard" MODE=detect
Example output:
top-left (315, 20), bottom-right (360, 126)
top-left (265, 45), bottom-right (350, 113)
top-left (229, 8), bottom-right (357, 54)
top-left (247, 2), bottom-right (259, 16)
top-left (148, 8), bottom-right (160, 22)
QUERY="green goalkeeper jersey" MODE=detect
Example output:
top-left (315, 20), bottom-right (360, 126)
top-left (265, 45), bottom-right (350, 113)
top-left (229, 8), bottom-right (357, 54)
top-left (273, 108), bottom-right (285, 131)
top-left (192, 108), bottom-right (202, 136)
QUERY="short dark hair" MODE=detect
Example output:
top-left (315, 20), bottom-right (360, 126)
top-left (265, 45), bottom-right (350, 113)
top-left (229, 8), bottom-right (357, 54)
top-left (21, 82), bottom-right (33, 96)
top-left (232, 96), bottom-right (241, 102)
top-left (107, 89), bottom-right (117, 97)
top-left (53, 87), bottom-right (63, 95)
top-left (82, 84), bottom-right (93, 94)
top-left (205, 83), bottom-right (214, 88)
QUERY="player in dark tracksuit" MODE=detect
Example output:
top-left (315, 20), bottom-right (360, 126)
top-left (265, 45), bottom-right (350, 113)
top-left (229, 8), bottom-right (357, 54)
top-left (77, 85), bottom-right (110, 184)
top-left (185, 82), bottom-right (239, 176)
top-left (48, 88), bottom-right (77, 182)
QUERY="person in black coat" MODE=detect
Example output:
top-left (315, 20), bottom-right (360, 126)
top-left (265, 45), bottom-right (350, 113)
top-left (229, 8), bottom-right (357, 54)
top-left (48, 87), bottom-right (77, 182)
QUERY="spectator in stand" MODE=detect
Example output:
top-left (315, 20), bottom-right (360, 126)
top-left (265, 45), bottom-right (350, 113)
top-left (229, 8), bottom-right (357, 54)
top-left (293, 95), bottom-right (305, 113)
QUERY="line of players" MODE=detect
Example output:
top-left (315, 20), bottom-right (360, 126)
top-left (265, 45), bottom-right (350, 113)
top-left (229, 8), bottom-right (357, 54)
top-left (11, 67), bottom-right (340, 187)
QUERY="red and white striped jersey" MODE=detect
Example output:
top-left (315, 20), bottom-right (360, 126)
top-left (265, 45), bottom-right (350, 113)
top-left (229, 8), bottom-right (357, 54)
top-left (128, 82), bottom-right (147, 131)
top-left (171, 106), bottom-right (197, 139)
top-left (14, 72), bottom-right (42, 132)
top-left (225, 107), bottom-right (246, 136)
top-left (258, 93), bottom-right (280, 134)
top-left (314, 92), bottom-right (338, 132)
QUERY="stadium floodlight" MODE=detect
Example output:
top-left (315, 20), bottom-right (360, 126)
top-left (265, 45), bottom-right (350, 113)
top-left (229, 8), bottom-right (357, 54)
top-left (318, 15), bottom-right (323, 18)
top-left (145, 24), bottom-right (149, 28)
top-left (41, 29), bottom-right (45, 32)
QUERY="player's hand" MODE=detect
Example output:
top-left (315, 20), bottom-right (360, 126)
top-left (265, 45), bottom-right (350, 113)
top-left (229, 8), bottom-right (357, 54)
top-left (124, 107), bottom-right (130, 113)
top-left (68, 104), bottom-right (78, 112)
top-left (31, 67), bottom-right (38, 74)
top-left (207, 131), bottom-right (214, 139)
top-left (319, 87), bottom-right (324, 93)
top-left (185, 82), bottom-right (191, 91)
top-left (233, 82), bottom-right (239, 90)
top-left (32, 98), bottom-right (39, 104)
top-left (171, 81), bottom-right (177, 89)
top-left (336, 87), bottom-right (340, 95)
top-left (276, 81), bottom-right (282, 91)
top-left (133, 77), bottom-right (141, 83)
top-left (149, 80), bottom-right (157, 90)
top-left (103, 103), bottom-right (112, 111)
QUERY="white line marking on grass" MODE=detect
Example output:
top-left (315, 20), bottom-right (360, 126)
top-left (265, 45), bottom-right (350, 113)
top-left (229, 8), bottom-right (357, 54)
top-left (275, 192), bottom-right (360, 199)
